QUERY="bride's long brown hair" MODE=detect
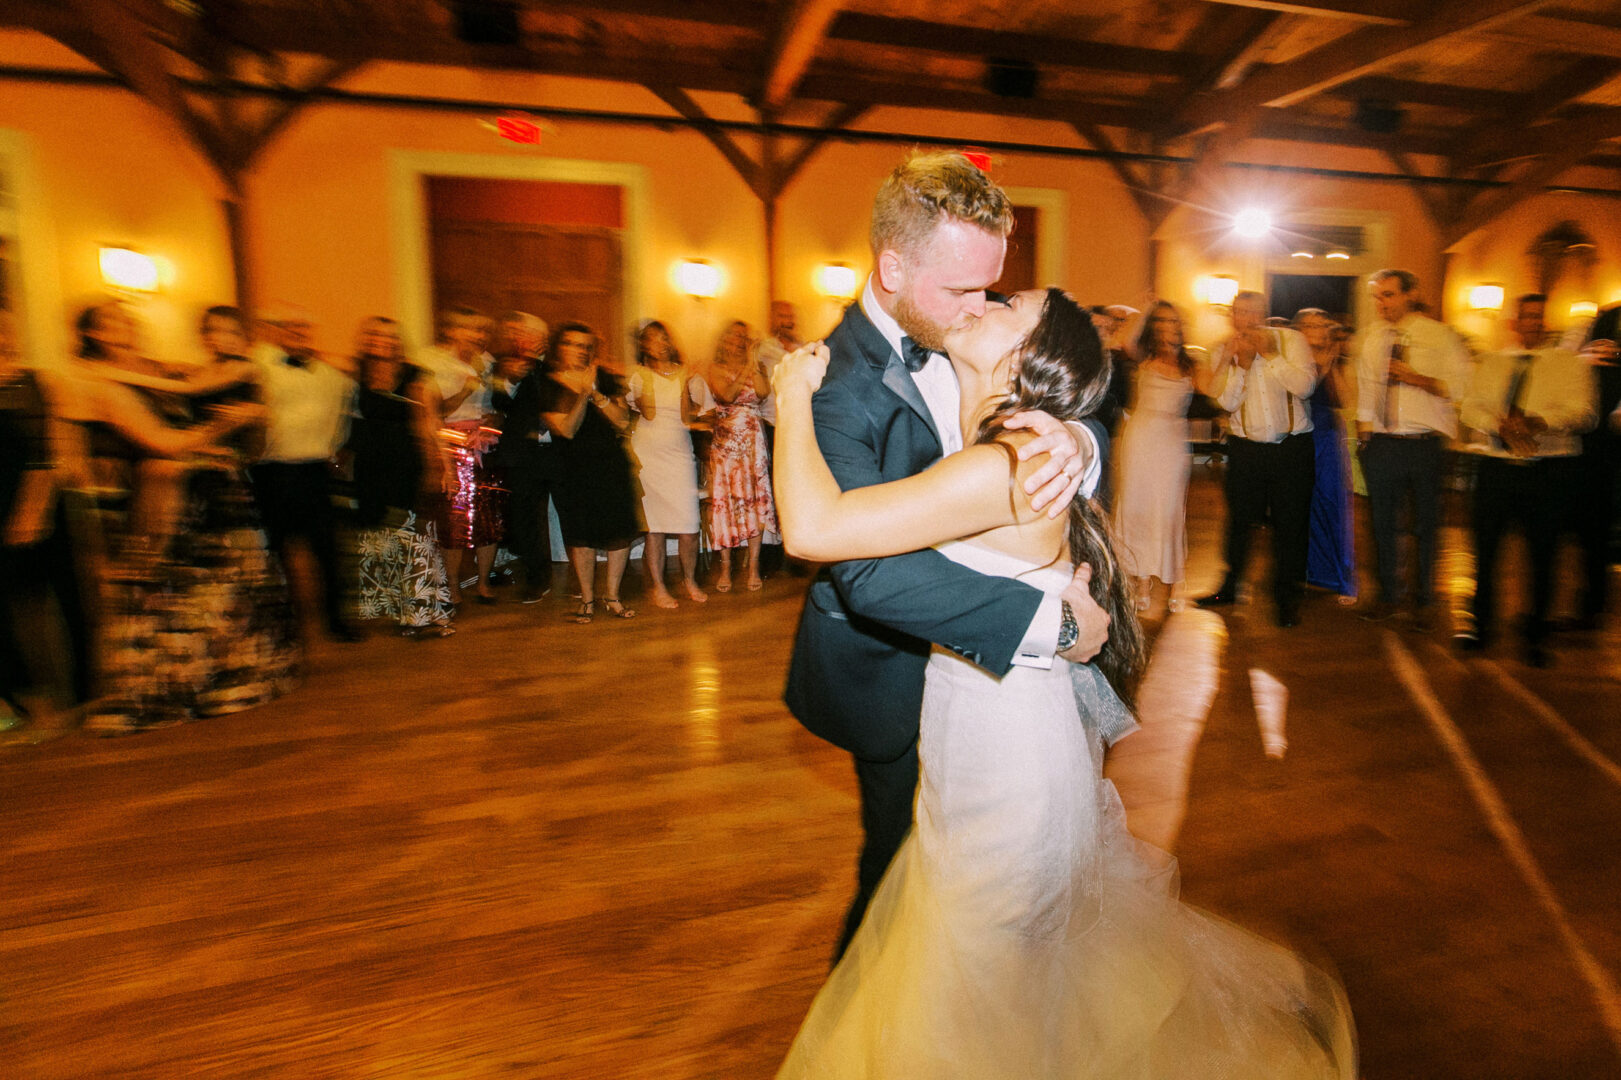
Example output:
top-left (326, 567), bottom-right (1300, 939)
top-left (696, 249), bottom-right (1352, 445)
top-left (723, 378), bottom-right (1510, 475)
top-left (973, 287), bottom-right (1147, 704)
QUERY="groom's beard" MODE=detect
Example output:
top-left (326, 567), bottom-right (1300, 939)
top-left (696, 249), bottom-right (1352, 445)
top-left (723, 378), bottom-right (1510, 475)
top-left (892, 291), bottom-right (951, 354)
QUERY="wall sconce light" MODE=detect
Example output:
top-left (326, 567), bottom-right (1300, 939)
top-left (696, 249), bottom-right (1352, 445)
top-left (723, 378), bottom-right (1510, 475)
top-left (1196, 274), bottom-right (1240, 307)
top-left (1290, 250), bottom-right (1315, 259)
top-left (1325, 250), bottom-right (1351, 261)
top-left (1468, 284), bottom-right (1505, 312)
top-left (674, 258), bottom-right (721, 299)
top-left (1570, 300), bottom-right (1599, 320)
top-left (100, 246), bottom-right (161, 292)
top-left (816, 262), bottom-right (859, 300)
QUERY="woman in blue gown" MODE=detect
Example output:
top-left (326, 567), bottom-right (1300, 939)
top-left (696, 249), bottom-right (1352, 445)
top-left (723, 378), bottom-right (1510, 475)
top-left (1296, 309), bottom-right (1356, 601)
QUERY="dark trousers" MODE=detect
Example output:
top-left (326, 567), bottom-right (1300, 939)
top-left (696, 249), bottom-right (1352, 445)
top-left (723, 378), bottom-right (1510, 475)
top-left (250, 461), bottom-right (345, 628)
top-left (1362, 434), bottom-right (1446, 607)
top-left (1574, 439), bottom-right (1619, 620)
top-left (835, 742), bottom-right (919, 963)
top-left (502, 445), bottom-right (558, 590)
top-left (1219, 432), bottom-right (1315, 614)
top-left (1471, 456), bottom-right (1574, 645)
top-left (1, 500), bottom-right (92, 706)
top-left (759, 421), bottom-right (785, 575)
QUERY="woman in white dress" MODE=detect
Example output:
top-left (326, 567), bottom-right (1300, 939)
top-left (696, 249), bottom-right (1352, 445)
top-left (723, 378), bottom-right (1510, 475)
top-left (1112, 300), bottom-right (1212, 613)
top-left (771, 288), bottom-right (1355, 1079)
top-left (628, 321), bottom-right (707, 609)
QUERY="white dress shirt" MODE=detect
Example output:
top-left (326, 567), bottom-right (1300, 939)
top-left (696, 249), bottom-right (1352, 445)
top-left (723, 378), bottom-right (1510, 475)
top-left (1210, 326), bottom-right (1317, 442)
top-left (1356, 313), bottom-right (1468, 438)
top-left (1459, 344), bottom-right (1596, 458)
top-left (251, 343), bottom-right (355, 463)
top-left (756, 335), bottom-right (793, 425)
top-left (861, 278), bottom-right (1097, 669)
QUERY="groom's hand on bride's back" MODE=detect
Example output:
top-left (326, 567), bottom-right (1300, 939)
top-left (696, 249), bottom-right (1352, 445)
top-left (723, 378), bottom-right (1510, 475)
top-left (1059, 563), bottom-right (1110, 663)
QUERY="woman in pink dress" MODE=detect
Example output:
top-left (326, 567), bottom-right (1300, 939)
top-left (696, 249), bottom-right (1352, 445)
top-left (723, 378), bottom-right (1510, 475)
top-left (704, 321), bottom-right (778, 592)
top-left (1111, 301), bottom-right (1212, 613)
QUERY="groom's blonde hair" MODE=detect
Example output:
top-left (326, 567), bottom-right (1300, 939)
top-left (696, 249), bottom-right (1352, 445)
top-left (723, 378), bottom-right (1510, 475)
top-left (870, 151), bottom-right (1014, 259)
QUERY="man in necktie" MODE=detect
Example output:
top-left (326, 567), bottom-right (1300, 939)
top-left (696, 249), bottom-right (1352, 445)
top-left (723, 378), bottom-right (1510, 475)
top-left (1457, 294), bottom-right (1596, 666)
top-left (1354, 269), bottom-right (1469, 630)
top-left (1196, 290), bottom-right (1318, 627)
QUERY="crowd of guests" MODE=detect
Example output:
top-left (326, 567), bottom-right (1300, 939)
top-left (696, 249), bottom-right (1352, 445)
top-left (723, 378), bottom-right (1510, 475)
top-left (0, 298), bottom-right (802, 738)
top-left (3, 266), bottom-right (1619, 739)
top-left (1094, 269), bottom-right (1621, 669)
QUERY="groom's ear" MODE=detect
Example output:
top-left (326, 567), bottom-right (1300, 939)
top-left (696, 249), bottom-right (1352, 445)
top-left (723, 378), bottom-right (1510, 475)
top-left (875, 248), bottom-right (906, 295)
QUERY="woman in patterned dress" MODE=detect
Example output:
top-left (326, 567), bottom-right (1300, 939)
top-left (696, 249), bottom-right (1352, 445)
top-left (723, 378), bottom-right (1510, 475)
top-left (704, 321), bottom-right (778, 592)
top-left (348, 317), bottom-right (455, 637)
top-left (76, 302), bottom-right (300, 734)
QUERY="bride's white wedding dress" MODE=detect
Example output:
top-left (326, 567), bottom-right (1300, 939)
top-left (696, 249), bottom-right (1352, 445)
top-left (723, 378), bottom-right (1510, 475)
top-left (779, 541), bottom-right (1356, 1079)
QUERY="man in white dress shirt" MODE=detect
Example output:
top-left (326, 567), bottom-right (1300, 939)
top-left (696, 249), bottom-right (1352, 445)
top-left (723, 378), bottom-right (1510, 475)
top-left (1196, 291), bottom-right (1318, 627)
top-left (1354, 269), bottom-right (1469, 629)
top-left (250, 304), bottom-right (360, 642)
top-left (1456, 293), bottom-right (1596, 666)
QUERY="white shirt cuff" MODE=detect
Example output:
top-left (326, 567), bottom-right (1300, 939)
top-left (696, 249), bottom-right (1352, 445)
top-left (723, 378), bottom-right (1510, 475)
top-left (1011, 592), bottom-right (1064, 669)
top-left (1066, 420), bottom-right (1102, 499)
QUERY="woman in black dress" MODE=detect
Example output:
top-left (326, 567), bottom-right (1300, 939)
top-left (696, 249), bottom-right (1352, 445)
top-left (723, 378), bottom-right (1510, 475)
top-left (540, 321), bottom-right (642, 622)
top-left (348, 316), bottom-right (455, 637)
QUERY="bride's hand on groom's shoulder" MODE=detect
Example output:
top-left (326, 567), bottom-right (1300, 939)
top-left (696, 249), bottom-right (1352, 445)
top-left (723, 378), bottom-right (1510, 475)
top-left (1059, 563), bottom-right (1110, 664)
top-left (772, 341), bottom-right (830, 400)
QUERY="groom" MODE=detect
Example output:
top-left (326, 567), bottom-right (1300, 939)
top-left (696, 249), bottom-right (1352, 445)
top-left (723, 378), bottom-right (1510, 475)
top-left (785, 151), bottom-right (1112, 959)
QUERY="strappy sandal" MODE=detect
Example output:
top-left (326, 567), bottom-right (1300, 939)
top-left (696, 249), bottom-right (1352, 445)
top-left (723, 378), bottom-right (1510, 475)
top-left (572, 601), bottom-right (594, 624)
top-left (602, 597), bottom-right (637, 620)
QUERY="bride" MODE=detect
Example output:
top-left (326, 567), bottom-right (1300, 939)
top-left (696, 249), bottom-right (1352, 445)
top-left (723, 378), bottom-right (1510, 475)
top-left (771, 287), bottom-right (1356, 1078)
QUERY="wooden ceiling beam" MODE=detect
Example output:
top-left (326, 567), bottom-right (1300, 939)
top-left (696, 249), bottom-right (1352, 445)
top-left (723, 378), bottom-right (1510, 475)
top-left (1455, 59), bottom-right (1621, 166)
top-left (824, 12), bottom-right (1187, 77)
top-left (1191, 8), bottom-right (1289, 92)
top-left (1070, 120), bottom-right (1165, 225)
top-left (1443, 111), bottom-right (1621, 246)
top-left (1190, 0), bottom-right (1410, 24)
top-left (1174, 0), bottom-right (1555, 134)
top-left (792, 72), bottom-right (1158, 130)
top-left (1476, 12), bottom-right (1621, 57)
top-left (1325, 75), bottom-right (1524, 113)
top-left (646, 83), bottom-right (766, 199)
top-left (767, 101), bottom-right (869, 194)
top-left (761, 0), bottom-right (845, 112)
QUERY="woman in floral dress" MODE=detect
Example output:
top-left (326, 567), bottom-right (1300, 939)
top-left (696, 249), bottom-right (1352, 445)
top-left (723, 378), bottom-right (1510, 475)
top-left (704, 321), bottom-right (777, 592)
top-left (349, 316), bottom-right (455, 637)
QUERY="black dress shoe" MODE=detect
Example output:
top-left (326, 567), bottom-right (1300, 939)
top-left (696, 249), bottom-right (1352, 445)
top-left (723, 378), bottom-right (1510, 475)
top-left (1195, 590), bottom-right (1236, 609)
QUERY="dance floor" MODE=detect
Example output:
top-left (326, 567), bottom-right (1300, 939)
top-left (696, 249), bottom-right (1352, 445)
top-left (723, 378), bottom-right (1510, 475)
top-left (4, 471), bottom-right (1620, 1078)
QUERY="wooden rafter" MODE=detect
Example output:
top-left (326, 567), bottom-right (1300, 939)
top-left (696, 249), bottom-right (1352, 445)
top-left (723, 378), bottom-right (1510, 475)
top-left (1384, 151), bottom-right (1451, 229)
top-left (1190, 8), bottom-right (1288, 93)
top-left (228, 58), bottom-right (363, 171)
top-left (767, 102), bottom-right (869, 195)
top-left (1444, 107), bottom-right (1621, 246)
top-left (1477, 12), bottom-right (1621, 58)
top-left (646, 84), bottom-right (765, 198)
top-left (1071, 120), bottom-right (1163, 224)
top-left (825, 13), bottom-right (1186, 77)
top-left (761, 0), bottom-right (845, 112)
top-left (1455, 60), bottom-right (1621, 168)
top-left (1192, 0), bottom-right (1409, 23)
top-left (1174, 0), bottom-right (1555, 134)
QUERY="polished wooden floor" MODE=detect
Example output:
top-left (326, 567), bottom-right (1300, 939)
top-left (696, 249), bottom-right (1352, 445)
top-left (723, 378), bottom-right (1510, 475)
top-left (4, 470), bottom-right (1620, 1079)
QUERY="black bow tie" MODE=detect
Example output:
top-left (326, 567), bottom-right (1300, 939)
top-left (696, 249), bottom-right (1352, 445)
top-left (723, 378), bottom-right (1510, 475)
top-left (900, 336), bottom-right (934, 373)
top-left (283, 353), bottom-right (308, 369)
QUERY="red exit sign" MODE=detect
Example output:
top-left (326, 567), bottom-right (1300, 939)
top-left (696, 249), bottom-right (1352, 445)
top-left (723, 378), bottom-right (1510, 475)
top-left (496, 115), bottom-right (541, 145)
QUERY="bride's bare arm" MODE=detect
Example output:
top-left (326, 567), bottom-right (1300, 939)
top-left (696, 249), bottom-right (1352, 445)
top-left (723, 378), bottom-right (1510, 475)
top-left (773, 343), bottom-right (1037, 562)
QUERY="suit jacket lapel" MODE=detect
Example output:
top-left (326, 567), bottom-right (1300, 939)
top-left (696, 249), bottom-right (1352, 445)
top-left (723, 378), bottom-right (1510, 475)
top-left (839, 302), bottom-right (942, 453)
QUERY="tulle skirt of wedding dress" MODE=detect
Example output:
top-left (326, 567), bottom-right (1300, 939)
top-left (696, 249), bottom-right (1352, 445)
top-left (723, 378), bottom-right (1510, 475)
top-left (777, 542), bottom-right (1356, 1079)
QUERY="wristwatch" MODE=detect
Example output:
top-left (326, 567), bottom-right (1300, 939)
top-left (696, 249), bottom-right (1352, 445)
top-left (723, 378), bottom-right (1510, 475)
top-left (1057, 600), bottom-right (1079, 653)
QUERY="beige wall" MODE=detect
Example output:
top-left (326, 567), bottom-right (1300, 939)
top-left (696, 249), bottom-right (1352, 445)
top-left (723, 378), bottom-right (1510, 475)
top-left (4, 31), bottom-right (1621, 369)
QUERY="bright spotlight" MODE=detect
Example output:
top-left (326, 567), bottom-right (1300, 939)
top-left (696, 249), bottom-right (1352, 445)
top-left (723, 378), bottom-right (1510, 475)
top-left (1233, 209), bottom-right (1272, 239)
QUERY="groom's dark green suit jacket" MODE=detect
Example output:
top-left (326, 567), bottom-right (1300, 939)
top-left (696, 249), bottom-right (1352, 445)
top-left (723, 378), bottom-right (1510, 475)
top-left (785, 301), bottom-right (1074, 764)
